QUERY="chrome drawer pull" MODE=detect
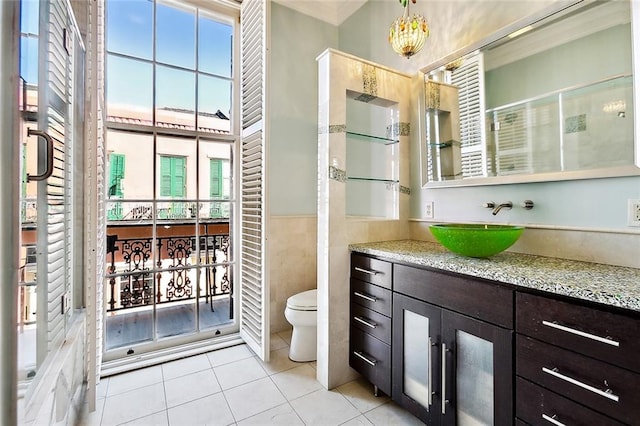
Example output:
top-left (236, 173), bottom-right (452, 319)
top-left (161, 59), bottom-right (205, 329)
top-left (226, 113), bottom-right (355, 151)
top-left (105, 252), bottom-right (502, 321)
top-left (542, 320), bottom-right (620, 347)
top-left (353, 291), bottom-right (377, 303)
top-left (354, 267), bottom-right (381, 276)
top-left (542, 414), bottom-right (566, 426)
top-left (353, 351), bottom-right (377, 366)
top-left (354, 316), bottom-right (377, 329)
top-left (428, 337), bottom-right (433, 407)
top-left (542, 367), bottom-right (620, 402)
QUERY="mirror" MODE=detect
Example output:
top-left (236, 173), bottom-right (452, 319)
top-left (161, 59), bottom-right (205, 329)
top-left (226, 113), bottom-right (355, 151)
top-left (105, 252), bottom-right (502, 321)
top-left (421, 0), bottom-right (639, 187)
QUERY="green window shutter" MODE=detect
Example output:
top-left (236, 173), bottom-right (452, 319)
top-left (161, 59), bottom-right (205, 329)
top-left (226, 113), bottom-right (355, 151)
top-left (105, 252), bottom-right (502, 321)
top-left (160, 156), bottom-right (172, 197)
top-left (172, 157), bottom-right (186, 197)
top-left (160, 156), bottom-right (186, 198)
top-left (210, 159), bottom-right (222, 198)
top-left (109, 153), bottom-right (125, 197)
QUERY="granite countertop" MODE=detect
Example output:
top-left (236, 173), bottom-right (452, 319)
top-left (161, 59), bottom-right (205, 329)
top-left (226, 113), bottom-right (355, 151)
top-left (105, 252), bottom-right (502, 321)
top-left (349, 239), bottom-right (640, 313)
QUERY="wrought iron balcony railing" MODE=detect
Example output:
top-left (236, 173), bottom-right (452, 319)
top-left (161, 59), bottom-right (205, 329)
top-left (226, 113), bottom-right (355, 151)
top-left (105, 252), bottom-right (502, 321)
top-left (105, 231), bottom-right (232, 316)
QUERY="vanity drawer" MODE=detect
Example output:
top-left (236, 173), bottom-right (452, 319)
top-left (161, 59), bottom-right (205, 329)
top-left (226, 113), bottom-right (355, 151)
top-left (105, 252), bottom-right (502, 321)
top-left (351, 278), bottom-right (392, 317)
top-left (349, 326), bottom-right (391, 396)
top-left (516, 377), bottom-right (624, 426)
top-left (351, 253), bottom-right (392, 289)
top-left (394, 264), bottom-right (513, 328)
top-left (517, 335), bottom-right (640, 424)
top-left (516, 292), bottom-right (640, 373)
top-left (351, 302), bottom-right (391, 344)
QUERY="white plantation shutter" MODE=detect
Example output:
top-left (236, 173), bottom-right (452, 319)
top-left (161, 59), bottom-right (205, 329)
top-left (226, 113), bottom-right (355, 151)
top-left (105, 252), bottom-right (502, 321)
top-left (36, 0), bottom-right (76, 360)
top-left (85, 0), bottom-right (106, 411)
top-left (451, 53), bottom-right (488, 177)
top-left (239, 0), bottom-right (270, 361)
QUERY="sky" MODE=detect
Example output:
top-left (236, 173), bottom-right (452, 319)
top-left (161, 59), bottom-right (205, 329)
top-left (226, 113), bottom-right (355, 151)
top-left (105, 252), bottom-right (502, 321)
top-left (20, 0), bottom-right (234, 120)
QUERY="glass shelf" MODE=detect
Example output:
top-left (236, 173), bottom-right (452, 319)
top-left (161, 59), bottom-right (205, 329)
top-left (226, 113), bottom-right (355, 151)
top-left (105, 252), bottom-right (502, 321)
top-left (347, 176), bottom-right (399, 183)
top-left (346, 130), bottom-right (399, 145)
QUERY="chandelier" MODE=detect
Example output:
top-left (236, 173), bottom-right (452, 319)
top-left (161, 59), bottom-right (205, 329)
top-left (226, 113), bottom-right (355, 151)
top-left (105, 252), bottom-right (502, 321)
top-left (388, 0), bottom-right (429, 59)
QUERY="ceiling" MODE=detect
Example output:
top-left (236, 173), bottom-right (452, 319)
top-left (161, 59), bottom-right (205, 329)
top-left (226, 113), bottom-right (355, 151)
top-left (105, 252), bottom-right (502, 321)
top-left (271, 0), bottom-right (368, 26)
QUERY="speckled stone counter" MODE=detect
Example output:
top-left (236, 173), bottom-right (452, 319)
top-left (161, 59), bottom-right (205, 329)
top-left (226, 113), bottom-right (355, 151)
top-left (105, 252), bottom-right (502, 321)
top-left (349, 239), bottom-right (640, 313)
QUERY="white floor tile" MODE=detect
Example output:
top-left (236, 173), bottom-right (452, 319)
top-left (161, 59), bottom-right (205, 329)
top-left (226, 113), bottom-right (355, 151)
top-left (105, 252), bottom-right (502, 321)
top-left (214, 357), bottom-right (267, 390)
top-left (271, 364), bottom-right (322, 401)
top-left (236, 403), bottom-right (303, 426)
top-left (106, 365), bottom-right (164, 397)
top-left (96, 377), bottom-right (110, 399)
top-left (162, 354), bottom-right (212, 381)
top-left (269, 333), bottom-right (288, 351)
top-left (364, 401), bottom-right (425, 426)
top-left (121, 410), bottom-right (169, 426)
top-left (336, 378), bottom-right (389, 413)
top-left (101, 382), bottom-right (167, 426)
top-left (277, 329), bottom-right (292, 346)
top-left (206, 344), bottom-right (255, 368)
top-left (290, 388), bottom-right (360, 425)
top-left (258, 347), bottom-right (298, 375)
top-left (167, 393), bottom-right (235, 426)
top-left (77, 398), bottom-right (105, 426)
top-left (341, 415), bottom-right (375, 426)
top-left (164, 369), bottom-right (222, 408)
top-left (224, 377), bottom-right (287, 421)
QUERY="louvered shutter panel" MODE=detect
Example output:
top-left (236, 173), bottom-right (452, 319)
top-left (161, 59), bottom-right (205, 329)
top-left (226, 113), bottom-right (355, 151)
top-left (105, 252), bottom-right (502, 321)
top-left (210, 159), bottom-right (222, 197)
top-left (239, 0), bottom-right (270, 361)
top-left (160, 156), bottom-right (172, 196)
top-left (36, 0), bottom-right (75, 361)
top-left (451, 53), bottom-right (488, 177)
top-left (172, 157), bottom-right (186, 197)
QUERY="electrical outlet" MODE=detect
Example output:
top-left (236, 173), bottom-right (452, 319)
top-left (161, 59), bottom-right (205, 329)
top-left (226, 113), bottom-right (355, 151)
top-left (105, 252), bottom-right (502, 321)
top-left (425, 201), bottom-right (434, 219)
top-left (628, 199), bottom-right (640, 226)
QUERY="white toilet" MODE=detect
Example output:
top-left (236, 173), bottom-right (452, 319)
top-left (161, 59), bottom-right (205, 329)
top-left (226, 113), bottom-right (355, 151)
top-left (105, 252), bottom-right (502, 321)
top-left (284, 289), bottom-right (317, 362)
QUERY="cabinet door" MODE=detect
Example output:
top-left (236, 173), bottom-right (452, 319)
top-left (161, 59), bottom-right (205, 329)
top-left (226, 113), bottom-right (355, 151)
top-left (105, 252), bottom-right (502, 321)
top-left (392, 294), bottom-right (442, 425)
top-left (442, 310), bottom-right (513, 426)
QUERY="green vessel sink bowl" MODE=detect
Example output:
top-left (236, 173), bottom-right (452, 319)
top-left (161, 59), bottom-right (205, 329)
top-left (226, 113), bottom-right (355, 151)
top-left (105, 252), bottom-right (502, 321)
top-left (430, 224), bottom-right (524, 258)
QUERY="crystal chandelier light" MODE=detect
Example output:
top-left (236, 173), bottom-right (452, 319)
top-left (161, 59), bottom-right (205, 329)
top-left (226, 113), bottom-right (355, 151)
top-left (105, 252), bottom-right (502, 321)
top-left (388, 0), bottom-right (429, 59)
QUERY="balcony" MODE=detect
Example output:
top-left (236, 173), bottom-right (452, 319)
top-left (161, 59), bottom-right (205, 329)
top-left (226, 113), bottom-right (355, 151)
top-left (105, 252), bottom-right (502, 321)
top-left (105, 222), bottom-right (233, 351)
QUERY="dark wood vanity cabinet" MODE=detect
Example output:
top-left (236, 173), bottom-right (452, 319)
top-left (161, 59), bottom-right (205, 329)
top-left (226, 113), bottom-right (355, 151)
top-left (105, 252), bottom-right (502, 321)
top-left (515, 292), bottom-right (640, 425)
top-left (350, 251), bottom-right (640, 426)
top-left (392, 264), bottom-right (513, 426)
top-left (349, 253), bottom-right (393, 396)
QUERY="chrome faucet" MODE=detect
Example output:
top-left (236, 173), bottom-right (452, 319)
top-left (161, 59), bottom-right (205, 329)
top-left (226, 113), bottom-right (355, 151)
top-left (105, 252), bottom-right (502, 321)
top-left (491, 202), bottom-right (512, 215)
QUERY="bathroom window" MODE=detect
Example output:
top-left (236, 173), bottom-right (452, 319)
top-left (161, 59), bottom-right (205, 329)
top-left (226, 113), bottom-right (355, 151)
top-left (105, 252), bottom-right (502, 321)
top-left (103, 0), bottom-right (239, 361)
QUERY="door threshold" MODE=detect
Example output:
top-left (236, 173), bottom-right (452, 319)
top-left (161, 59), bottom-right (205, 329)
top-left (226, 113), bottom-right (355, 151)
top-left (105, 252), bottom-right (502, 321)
top-left (100, 333), bottom-right (245, 378)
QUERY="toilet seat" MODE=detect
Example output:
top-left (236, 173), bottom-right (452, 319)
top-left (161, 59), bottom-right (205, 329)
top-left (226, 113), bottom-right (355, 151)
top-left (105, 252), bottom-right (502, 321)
top-left (286, 289), bottom-right (317, 311)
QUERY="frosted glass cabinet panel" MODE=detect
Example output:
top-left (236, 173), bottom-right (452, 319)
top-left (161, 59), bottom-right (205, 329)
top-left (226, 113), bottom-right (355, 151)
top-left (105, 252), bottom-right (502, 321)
top-left (442, 310), bottom-right (513, 426)
top-left (456, 330), bottom-right (494, 425)
top-left (393, 293), bottom-right (513, 425)
top-left (392, 294), bottom-right (442, 421)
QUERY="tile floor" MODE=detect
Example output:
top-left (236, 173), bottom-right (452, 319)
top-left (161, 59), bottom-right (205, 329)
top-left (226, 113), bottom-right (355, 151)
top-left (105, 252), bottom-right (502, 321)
top-left (79, 330), bottom-right (424, 426)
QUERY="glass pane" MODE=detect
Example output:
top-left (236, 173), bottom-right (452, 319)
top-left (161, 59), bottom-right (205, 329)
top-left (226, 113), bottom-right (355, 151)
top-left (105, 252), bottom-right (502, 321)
top-left (198, 74), bottom-right (231, 133)
top-left (106, 55), bottom-right (153, 123)
top-left (198, 14), bottom-right (232, 77)
top-left (456, 330), bottom-right (494, 426)
top-left (104, 204), bottom-right (155, 351)
top-left (561, 76), bottom-right (634, 171)
top-left (197, 230), bottom-right (233, 331)
top-left (20, 0), bottom-right (39, 35)
top-left (156, 136), bottom-right (196, 202)
top-left (18, 244), bottom-right (37, 382)
top-left (107, 0), bottom-right (152, 60)
top-left (20, 36), bottom-right (38, 85)
top-left (155, 223), bottom-right (197, 338)
top-left (198, 140), bottom-right (232, 201)
top-left (106, 130), bottom-right (154, 221)
top-left (156, 2), bottom-right (195, 69)
top-left (156, 66), bottom-right (195, 129)
top-left (403, 310), bottom-right (431, 408)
